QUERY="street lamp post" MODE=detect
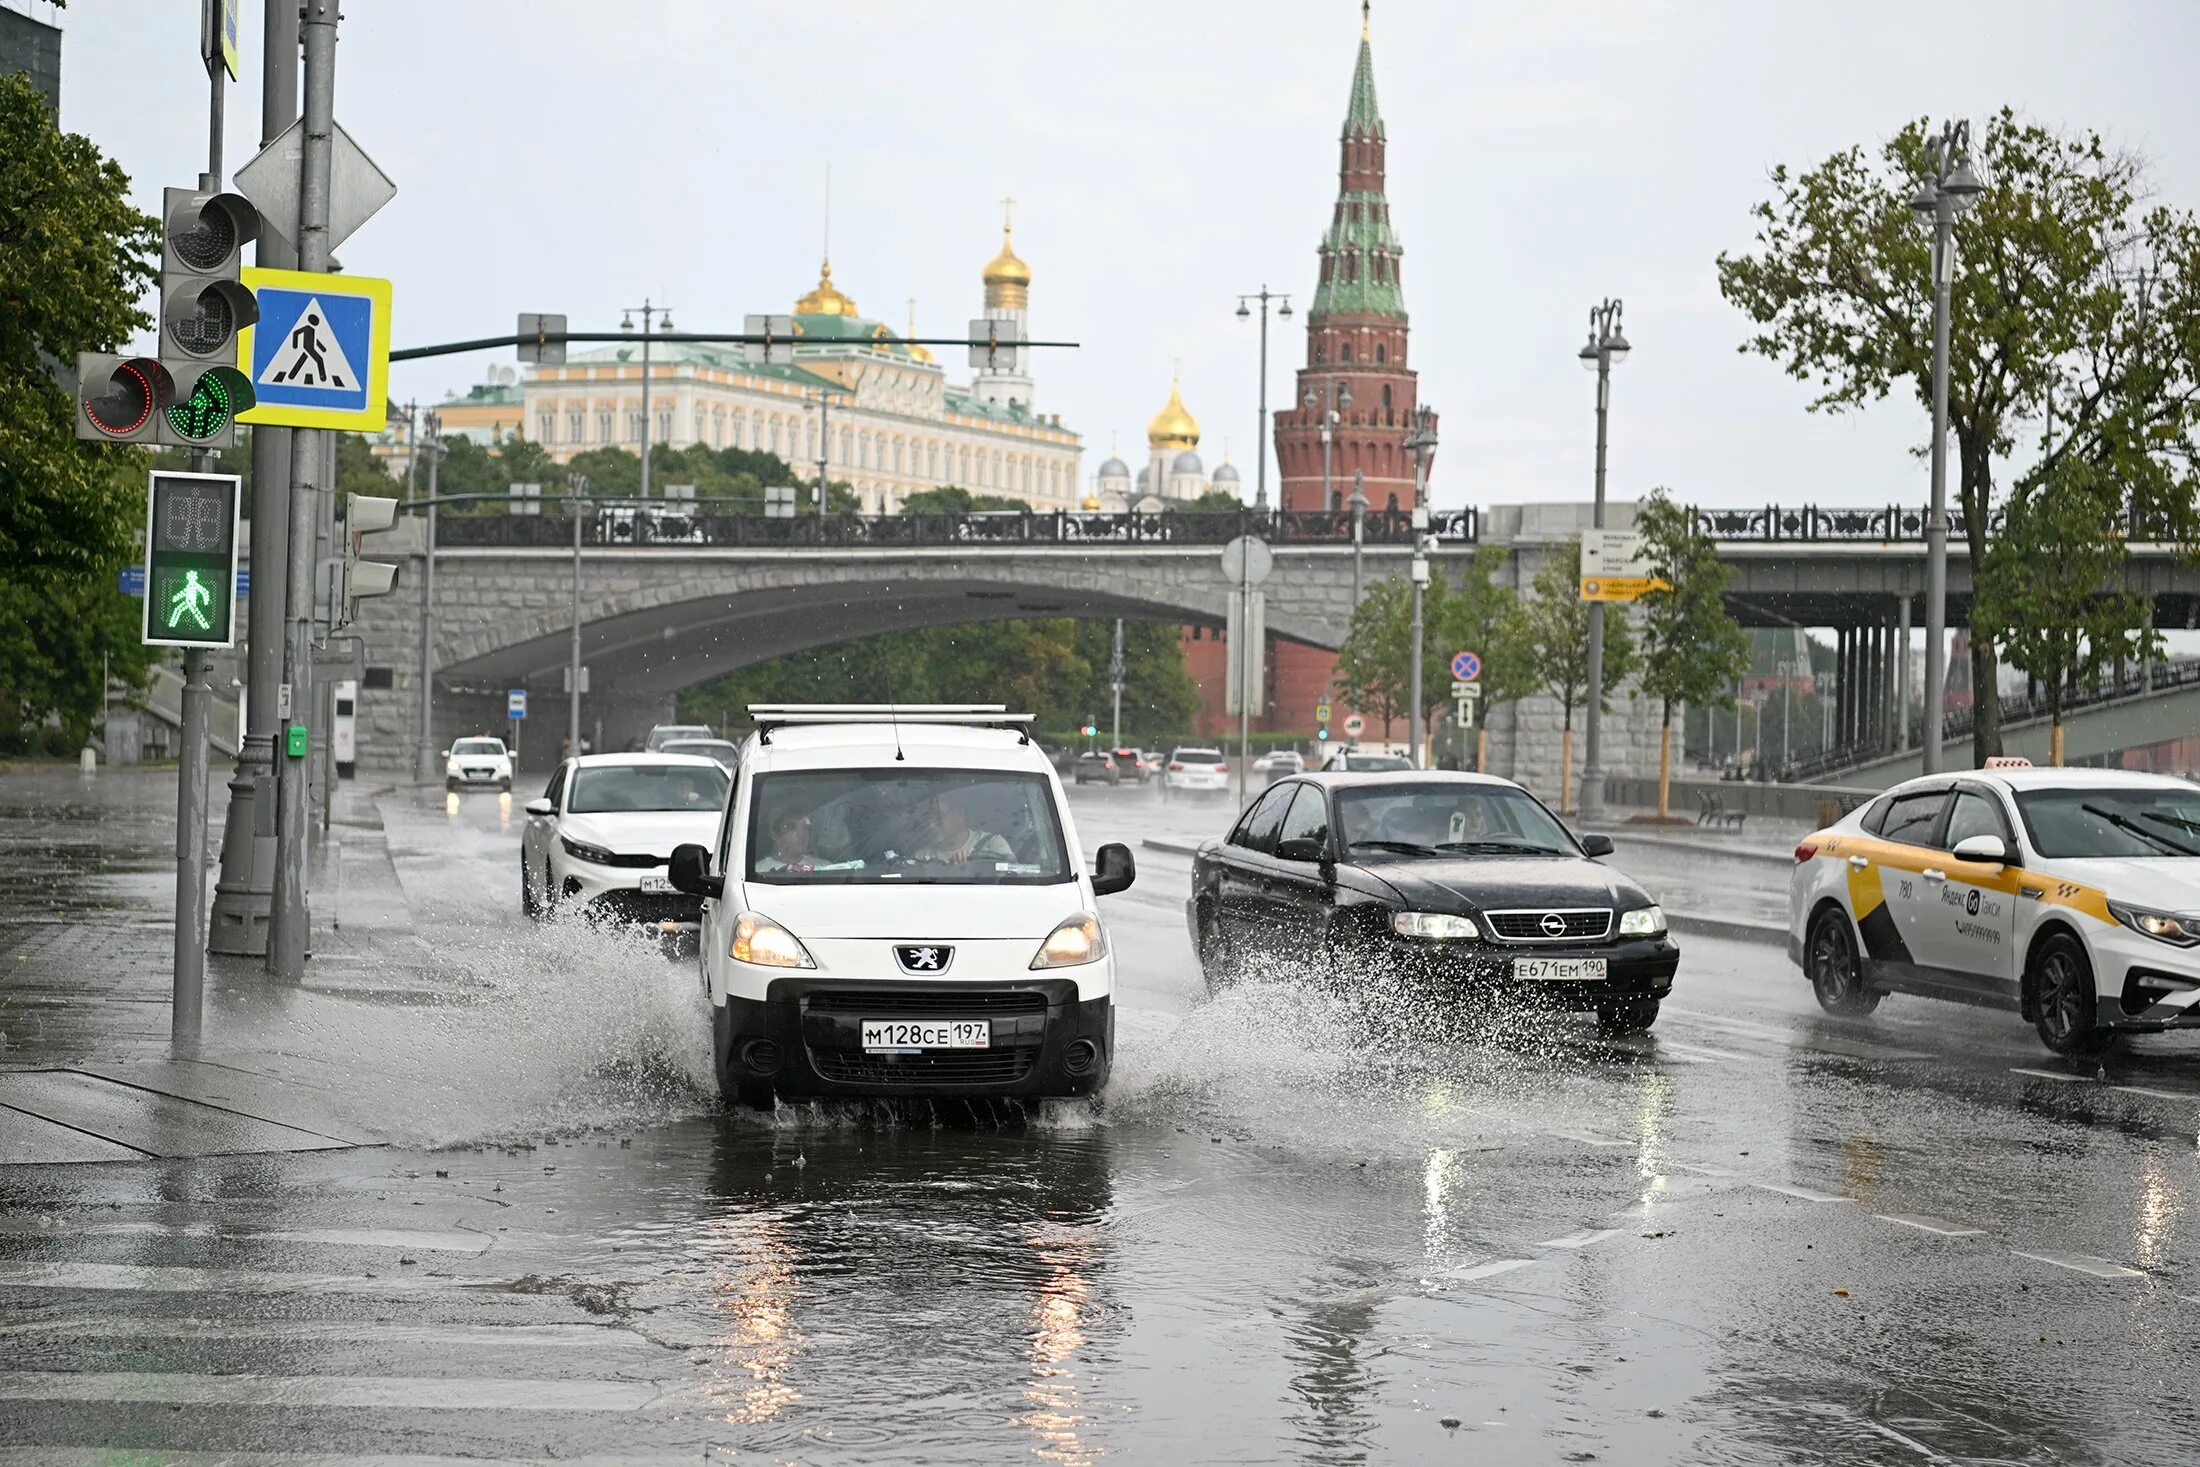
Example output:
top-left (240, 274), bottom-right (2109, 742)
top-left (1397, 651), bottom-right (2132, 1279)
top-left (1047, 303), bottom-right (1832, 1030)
top-left (1108, 617), bottom-right (1125, 749)
top-left (1348, 467), bottom-right (1368, 611)
top-left (566, 472), bottom-right (589, 758)
top-left (1236, 288), bottom-right (1293, 512)
top-left (1777, 657), bottom-right (1797, 774)
top-left (413, 412), bottom-right (447, 782)
top-left (1576, 298), bottom-right (1630, 822)
top-left (1910, 121), bottom-right (1984, 774)
top-left (1304, 381), bottom-right (1350, 512)
top-left (620, 300), bottom-right (673, 500)
top-left (1404, 406), bottom-right (1439, 768)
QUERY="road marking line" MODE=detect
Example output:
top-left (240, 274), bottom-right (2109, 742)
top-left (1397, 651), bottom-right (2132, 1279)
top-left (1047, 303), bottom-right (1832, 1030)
top-left (1874, 1213), bottom-right (1988, 1238)
top-left (0, 1220), bottom-right (490, 1253)
top-left (1670, 1162), bottom-right (1742, 1178)
top-left (2012, 1068), bottom-right (2200, 1104)
top-left (0, 1371), bottom-right (663, 1411)
top-left (1444, 1258), bottom-right (1536, 1283)
top-left (0, 1453), bottom-right (685, 1467)
top-left (1546, 1129), bottom-right (1632, 1148)
top-left (2010, 1249), bottom-right (2145, 1279)
top-left (2113, 1084), bottom-right (2200, 1103)
top-left (2011, 1067), bottom-right (2086, 1085)
top-left (1540, 1228), bottom-right (1623, 1250)
top-left (0, 1318), bottom-right (653, 1349)
top-left (1658, 1041), bottom-right (1748, 1063)
top-left (0, 1262), bottom-right (453, 1294)
top-left (1749, 1181), bottom-right (1853, 1203)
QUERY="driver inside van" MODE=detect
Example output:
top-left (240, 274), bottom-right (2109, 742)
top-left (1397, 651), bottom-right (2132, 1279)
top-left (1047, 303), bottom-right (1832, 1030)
top-left (754, 810), bottom-right (818, 873)
top-left (910, 788), bottom-right (1015, 865)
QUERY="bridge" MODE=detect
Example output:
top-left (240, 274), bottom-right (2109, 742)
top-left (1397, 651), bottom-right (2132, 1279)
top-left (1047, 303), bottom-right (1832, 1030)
top-left (344, 500), bottom-right (2200, 787)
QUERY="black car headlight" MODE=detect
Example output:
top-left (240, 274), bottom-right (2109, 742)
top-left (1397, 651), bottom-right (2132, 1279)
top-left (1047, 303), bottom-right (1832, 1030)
top-left (2108, 900), bottom-right (2200, 946)
top-left (561, 835), bottom-right (618, 865)
top-left (1618, 905), bottom-right (1667, 937)
top-left (1392, 911), bottom-right (1479, 940)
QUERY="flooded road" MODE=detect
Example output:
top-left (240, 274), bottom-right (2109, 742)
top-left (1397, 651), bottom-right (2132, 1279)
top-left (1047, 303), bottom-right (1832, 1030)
top-left (3, 774), bottom-right (2198, 1463)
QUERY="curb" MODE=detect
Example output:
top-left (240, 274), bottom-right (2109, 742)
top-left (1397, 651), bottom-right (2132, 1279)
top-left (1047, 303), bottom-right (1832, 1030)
top-left (1140, 837), bottom-right (1787, 948)
top-left (1609, 829), bottom-right (1798, 869)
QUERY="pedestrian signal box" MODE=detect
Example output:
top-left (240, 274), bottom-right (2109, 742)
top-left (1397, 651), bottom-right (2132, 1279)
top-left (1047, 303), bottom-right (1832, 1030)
top-left (142, 471), bottom-right (242, 649)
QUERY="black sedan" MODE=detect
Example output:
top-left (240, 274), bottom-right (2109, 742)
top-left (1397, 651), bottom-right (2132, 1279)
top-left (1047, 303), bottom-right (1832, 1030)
top-left (1186, 772), bottom-right (1679, 1033)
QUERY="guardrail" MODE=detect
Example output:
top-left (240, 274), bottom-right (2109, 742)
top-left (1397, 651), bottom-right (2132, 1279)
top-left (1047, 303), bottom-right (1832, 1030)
top-left (1690, 503), bottom-right (2189, 543)
top-left (433, 504), bottom-right (1482, 550)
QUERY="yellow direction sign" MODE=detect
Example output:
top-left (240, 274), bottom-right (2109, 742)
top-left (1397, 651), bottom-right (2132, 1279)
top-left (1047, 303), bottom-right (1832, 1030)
top-left (1579, 528), bottom-right (1670, 603)
top-left (236, 267), bottom-right (392, 431)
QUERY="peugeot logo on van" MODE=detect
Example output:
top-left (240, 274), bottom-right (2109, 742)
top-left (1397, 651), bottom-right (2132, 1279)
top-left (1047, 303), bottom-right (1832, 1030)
top-left (895, 944), bottom-right (952, 973)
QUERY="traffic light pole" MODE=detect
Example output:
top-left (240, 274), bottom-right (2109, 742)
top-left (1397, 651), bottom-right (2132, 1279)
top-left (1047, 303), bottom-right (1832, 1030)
top-left (270, 0), bottom-right (338, 979)
top-left (210, 0), bottom-right (299, 958)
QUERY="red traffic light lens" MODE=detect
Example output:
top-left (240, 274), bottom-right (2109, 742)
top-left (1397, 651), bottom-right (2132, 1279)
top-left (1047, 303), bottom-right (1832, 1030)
top-left (82, 359), bottom-right (171, 438)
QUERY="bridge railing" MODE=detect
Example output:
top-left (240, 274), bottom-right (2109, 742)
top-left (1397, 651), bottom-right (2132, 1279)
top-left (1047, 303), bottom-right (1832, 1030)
top-left (432, 503), bottom-right (1482, 551)
top-left (1690, 503), bottom-right (2189, 542)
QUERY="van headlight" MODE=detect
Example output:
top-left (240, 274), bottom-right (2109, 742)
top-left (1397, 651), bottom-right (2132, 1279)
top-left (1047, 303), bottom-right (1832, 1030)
top-left (732, 912), bottom-right (815, 968)
top-left (1393, 911), bottom-right (1478, 940)
top-left (1618, 906), bottom-right (1667, 937)
top-left (2108, 901), bottom-right (2200, 947)
top-left (1031, 913), bottom-right (1107, 969)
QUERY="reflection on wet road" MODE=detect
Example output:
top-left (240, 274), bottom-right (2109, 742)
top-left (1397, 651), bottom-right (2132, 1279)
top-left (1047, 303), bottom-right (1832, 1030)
top-left (0, 776), bottom-right (2196, 1463)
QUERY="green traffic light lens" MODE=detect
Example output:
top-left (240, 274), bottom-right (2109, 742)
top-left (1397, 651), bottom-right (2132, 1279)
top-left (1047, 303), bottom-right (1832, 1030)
top-left (166, 374), bottom-right (233, 442)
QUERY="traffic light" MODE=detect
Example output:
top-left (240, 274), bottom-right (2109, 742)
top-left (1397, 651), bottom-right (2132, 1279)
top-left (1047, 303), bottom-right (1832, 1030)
top-left (327, 494), bottom-right (401, 629)
top-left (75, 354), bottom-right (174, 442)
top-left (142, 470), bottom-right (241, 649)
top-left (1317, 727), bottom-right (1330, 741)
top-left (155, 187), bottom-right (259, 447)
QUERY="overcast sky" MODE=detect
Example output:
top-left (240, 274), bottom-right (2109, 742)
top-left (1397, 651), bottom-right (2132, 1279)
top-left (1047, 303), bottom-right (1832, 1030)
top-left (39, 0), bottom-right (2200, 513)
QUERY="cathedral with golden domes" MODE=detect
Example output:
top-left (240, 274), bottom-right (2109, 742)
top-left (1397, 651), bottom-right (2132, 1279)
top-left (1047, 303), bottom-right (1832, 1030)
top-left (510, 218), bottom-right (1082, 514)
top-left (1088, 375), bottom-right (1238, 511)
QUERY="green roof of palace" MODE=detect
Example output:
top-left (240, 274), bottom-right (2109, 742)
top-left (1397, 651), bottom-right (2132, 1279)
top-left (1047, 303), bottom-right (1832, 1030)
top-left (439, 382), bottom-right (523, 408)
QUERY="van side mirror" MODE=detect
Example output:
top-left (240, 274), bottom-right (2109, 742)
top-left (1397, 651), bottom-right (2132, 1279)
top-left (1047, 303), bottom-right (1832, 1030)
top-left (1579, 833), bottom-right (1616, 858)
top-left (523, 797), bottom-right (554, 817)
top-left (1951, 833), bottom-right (2007, 865)
top-left (1092, 842), bottom-right (1136, 896)
top-left (669, 843), bottom-right (724, 900)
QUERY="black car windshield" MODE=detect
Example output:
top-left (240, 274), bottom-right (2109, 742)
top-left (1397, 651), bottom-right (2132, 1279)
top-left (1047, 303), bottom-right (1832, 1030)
top-left (1335, 783), bottom-right (1577, 857)
top-left (2014, 785), bottom-right (2200, 859)
top-left (566, 762), bottom-right (727, 814)
top-left (747, 769), bottom-right (1072, 885)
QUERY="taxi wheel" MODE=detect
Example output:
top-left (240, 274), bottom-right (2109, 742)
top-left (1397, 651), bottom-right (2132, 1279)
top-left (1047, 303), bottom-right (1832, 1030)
top-left (519, 855), bottom-right (540, 918)
top-left (2031, 932), bottom-right (2113, 1056)
top-left (1807, 908), bottom-right (1882, 1016)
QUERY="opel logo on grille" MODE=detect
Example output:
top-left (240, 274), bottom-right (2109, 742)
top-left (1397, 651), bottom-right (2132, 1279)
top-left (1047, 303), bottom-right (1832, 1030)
top-left (895, 944), bottom-right (952, 973)
top-left (1538, 912), bottom-right (1568, 938)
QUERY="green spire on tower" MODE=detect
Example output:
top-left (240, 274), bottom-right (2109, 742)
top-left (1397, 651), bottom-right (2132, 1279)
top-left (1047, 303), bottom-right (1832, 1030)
top-left (1346, 3), bottom-right (1383, 139)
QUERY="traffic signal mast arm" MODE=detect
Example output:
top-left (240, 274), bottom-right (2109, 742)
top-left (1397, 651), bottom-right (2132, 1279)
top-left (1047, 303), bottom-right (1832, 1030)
top-left (389, 329), bottom-right (1081, 364)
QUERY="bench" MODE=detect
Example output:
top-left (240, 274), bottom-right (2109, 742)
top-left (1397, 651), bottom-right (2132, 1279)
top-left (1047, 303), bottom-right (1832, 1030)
top-left (1695, 789), bottom-right (1747, 829)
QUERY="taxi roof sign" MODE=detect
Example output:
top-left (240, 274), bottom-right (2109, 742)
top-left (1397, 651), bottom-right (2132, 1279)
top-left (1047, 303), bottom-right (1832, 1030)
top-left (1984, 756), bottom-right (2034, 769)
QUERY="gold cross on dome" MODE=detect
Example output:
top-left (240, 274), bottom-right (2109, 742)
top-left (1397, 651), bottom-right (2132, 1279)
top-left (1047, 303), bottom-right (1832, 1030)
top-left (1001, 196), bottom-right (1017, 234)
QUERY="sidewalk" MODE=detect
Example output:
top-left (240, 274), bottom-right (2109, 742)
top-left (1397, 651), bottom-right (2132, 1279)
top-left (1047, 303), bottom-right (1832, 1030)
top-left (0, 766), bottom-right (427, 1162)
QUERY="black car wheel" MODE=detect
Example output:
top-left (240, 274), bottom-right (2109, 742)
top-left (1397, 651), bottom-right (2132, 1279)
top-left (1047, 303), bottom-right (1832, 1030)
top-left (2031, 931), bottom-right (2113, 1057)
top-left (1596, 999), bottom-right (1660, 1035)
top-left (1196, 903), bottom-right (1235, 993)
top-left (1806, 907), bottom-right (1881, 1016)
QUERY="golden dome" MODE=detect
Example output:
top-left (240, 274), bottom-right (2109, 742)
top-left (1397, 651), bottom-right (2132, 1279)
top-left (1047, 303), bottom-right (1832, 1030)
top-left (795, 258), bottom-right (858, 317)
top-left (1146, 377), bottom-right (1200, 450)
top-left (983, 228), bottom-right (1031, 309)
top-left (1082, 494), bottom-right (1103, 511)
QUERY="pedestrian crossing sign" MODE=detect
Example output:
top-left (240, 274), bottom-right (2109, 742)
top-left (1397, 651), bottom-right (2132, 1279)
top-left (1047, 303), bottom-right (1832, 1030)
top-left (236, 267), bottom-right (392, 430)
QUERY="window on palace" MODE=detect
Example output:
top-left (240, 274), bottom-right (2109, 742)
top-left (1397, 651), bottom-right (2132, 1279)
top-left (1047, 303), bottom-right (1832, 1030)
top-left (770, 420), bottom-right (782, 454)
top-left (538, 413), bottom-right (554, 441)
top-left (568, 412), bottom-right (583, 441)
top-left (928, 444), bottom-right (939, 478)
top-left (657, 411), bottom-right (671, 441)
top-left (595, 411), bottom-right (610, 442)
top-left (894, 440), bottom-right (905, 474)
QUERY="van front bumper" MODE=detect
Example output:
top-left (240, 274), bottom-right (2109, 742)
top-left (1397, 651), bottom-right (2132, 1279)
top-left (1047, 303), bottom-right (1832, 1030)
top-left (716, 977), bottom-right (1113, 1099)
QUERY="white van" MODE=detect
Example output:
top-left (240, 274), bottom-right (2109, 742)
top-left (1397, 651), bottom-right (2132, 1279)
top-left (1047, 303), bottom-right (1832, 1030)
top-left (669, 705), bottom-right (1136, 1109)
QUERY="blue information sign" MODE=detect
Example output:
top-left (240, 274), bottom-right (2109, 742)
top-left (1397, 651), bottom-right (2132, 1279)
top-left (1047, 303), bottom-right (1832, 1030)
top-left (507, 689), bottom-right (528, 720)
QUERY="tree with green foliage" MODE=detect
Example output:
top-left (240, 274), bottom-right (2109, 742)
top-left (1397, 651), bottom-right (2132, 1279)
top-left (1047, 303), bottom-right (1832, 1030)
top-left (899, 485), bottom-right (1028, 514)
top-left (1717, 107), bottom-right (2200, 767)
top-left (1167, 489), bottom-right (1248, 514)
top-left (1332, 577), bottom-right (1411, 734)
top-left (1332, 549), bottom-right (1531, 761)
top-left (1634, 490), bottom-right (1751, 816)
top-left (1522, 541), bottom-right (1634, 812)
top-left (1976, 459), bottom-right (2156, 766)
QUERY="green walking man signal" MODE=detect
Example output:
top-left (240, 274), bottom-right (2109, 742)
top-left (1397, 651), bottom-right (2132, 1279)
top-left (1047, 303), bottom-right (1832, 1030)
top-left (141, 471), bottom-right (241, 649)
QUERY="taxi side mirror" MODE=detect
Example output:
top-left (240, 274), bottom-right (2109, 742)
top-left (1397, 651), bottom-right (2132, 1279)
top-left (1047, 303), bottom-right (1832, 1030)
top-left (1952, 833), bottom-right (2007, 865)
top-left (1092, 842), bottom-right (1136, 896)
top-left (523, 797), bottom-right (554, 817)
top-left (1579, 833), bottom-right (1616, 858)
top-left (670, 843), bottom-right (723, 900)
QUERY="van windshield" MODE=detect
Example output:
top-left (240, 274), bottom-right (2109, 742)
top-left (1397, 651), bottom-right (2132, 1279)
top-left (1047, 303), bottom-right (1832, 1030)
top-left (747, 770), bottom-right (1073, 885)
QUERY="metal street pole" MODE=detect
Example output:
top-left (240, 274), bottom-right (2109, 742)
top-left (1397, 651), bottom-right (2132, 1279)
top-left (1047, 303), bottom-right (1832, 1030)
top-left (815, 389), bottom-right (830, 517)
top-left (269, 0), bottom-right (338, 978)
top-left (1236, 288), bottom-right (1291, 511)
top-left (414, 415), bottom-right (442, 782)
top-left (568, 479), bottom-right (587, 757)
top-left (1913, 120), bottom-right (1982, 774)
top-left (1403, 407), bottom-right (1437, 768)
top-left (1236, 569), bottom-right (1253, 808)
top-left (1109, 617), bottom-right (1125, 749)
top-left (1349, 468), bottom-right (1367, 612)
top-left (1577, 299), bottom-right (1629, 822)
top-left (210, 0), bottom-right (300, 958)
top-left (1781, 659), bottom-right (1794, 771)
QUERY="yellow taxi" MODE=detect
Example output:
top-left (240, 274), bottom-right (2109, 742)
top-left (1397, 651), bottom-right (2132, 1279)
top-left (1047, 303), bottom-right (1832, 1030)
top-left (1789, 763), bottom-right (2200, 1054)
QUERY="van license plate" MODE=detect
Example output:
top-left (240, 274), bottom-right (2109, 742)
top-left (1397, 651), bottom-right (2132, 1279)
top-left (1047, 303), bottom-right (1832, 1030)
top-left (1514, 957), bottom-right (1607, 981)
top-left (863, 1020), bottom-right (991, 1052)
top-left (639, 875), bottom-right (677, 894)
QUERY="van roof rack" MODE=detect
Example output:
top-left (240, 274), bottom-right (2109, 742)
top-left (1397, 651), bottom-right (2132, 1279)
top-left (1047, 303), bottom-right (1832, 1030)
top-left (747, 704), bottom-right (1034, 745)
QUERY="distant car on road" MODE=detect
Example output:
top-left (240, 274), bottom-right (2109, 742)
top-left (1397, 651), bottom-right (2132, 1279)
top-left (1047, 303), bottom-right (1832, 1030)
top-left (1073, 751), bottom-right (1120, 786)
top-left (660, 738), bottom-right (741, 772)
top-left (445, 736), bottom-right (513, 792)
top-left (1165, 747), bottom-right (1230, 795)
top-left (520, 753), bottom-right (730, 927)
top-left (645, 723), bottom-right (715, 752)
top-left (1791, 764), bottom-right (2200, 1055)
top-left (1255, 750), bottom-right (1306, 785)
top-left (1189, 772), bottom-right (1676, 1033)
top-left (1111, 747), bottom-right (1151, 783)
top-left (1322, 749), bottom-right (1413, 773)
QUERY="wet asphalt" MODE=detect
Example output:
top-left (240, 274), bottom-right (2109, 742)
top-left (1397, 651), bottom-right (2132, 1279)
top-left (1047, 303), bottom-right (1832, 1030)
top-left (2, 773), bottom-right (2198, 1465)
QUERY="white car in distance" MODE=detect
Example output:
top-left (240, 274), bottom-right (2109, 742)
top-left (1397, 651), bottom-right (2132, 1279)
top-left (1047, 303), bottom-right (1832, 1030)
top-left (1164, 746), bottom-right (1230, 794)
top-left (520, 753), bottom-right (730, 926)
top-left (446, 736), bottom-right (513, 792)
